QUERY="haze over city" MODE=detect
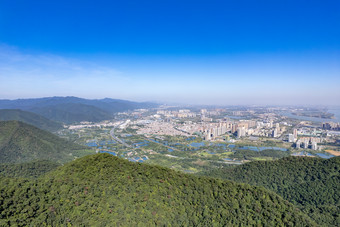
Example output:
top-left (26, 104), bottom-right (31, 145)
top-left (0, 1), bottom-right (339, 105)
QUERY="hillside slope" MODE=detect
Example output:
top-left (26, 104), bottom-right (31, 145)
top-left (0, 160), bottom-right (60, 178)
top-left (0, 121), bottom-right (94, 164)
top-left (199, 156), bottom-right (340, 226)
top-left (0, 109), bottom-right (62, 131)
top-left (0, 153), bottom-right (315, 226)
top-left (30, 103), bottom-right (113, 124)
top-left (0, 97), bottom-right (158, 123)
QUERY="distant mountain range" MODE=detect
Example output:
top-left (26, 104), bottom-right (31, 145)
top-left (0, 97), bottom-right (159, 123)
top-left (0, 109), bottom-right (63, 131)
top-left (0, 121), bottom-right (94, 164)
top-left (0, 153), bottom-right (316, 226)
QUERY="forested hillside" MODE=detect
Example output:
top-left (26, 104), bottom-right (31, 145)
top-left (0, 97), bottom-right (158, 123)
top-left (199, 156), bottom-right (340, 226)
top-left (0, 160), bottom-right (60, 178)
top-left (0, 121), bottom-right (94, 164)
top-left (30, 103), bottom-right (113, 124)
top-left (0, 154), bottom-right (315, 226)
top-left (0, 109), bottom-right (62, 131)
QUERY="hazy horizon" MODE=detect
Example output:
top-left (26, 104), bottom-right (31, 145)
top-left (0, 1), bottom-right (339, 106)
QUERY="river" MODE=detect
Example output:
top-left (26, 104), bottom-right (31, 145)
top-left (280, 107), bottom-right (340, 123)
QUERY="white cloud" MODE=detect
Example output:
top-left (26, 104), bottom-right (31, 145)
top-left (0, 44), bottom-right (339, 105)
top-left (0, 44), bottom-right (132, 99)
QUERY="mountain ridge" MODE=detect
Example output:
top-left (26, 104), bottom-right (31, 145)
top-left (0, 109), bottom-right (63, 131)
top-left (0, 96), bottom-right (159, 123)
top-left (0, 153), bottom-right (316, 226)
top-left (0, 121), bottom-right (94, 164)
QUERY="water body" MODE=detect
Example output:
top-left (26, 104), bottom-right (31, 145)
top-left (280, 110), bottom-right (340, 123)
top-left (189, 142), bottom-right (205, 148)
top-left (171, 142), bottom-right (184, 146)
top-left (134, 141), bottom-right (150, 148)
top-left (128, 157), bottom-right (144, 162)
top-left (292, 151), bottom-right (314, 156)
top-left (259, 147), bottom-right (287, 151)
top-left (328, 107), bottom-right (340, 122)
top-left (215, 143), bottom-right (227, 148)
top-left (239, 146), bottom-right (288, 152)
top-left (99, 151), bottom-right (117, 156)
top-left (86, 142), bottom-right (97, 147)
top-left (316, 153), bottom-right (335, 159)
top-left (224, 115), bottom-right (243, 119)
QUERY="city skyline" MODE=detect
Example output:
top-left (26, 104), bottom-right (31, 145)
top-left (0, 1), bottom-right (339, 105)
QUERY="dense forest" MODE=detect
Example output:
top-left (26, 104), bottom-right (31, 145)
top-left (0, 119), bottom-right (337, 225)
top-left (229, 148), bottom-right (290, 160)
top-left (199, 156), bottom-right (340, 226)
top-left (0, 109), bottom-right (63, 132)
top-left (0, 97), bottom-right (158, 123)
top-left (30, 103), bottom-right (114, 124)
top-left (0, 154), bottom-right (315, 226)
top-left (0, 160), bottom-right (60, 178)
top-left (0, 121), bottom-right (94, 164)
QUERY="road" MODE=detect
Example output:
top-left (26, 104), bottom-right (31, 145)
top-left (110, 126), bottom-right (132, 148)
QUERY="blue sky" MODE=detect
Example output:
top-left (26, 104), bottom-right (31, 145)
top-left (0, 0), bottom-right (339, 105)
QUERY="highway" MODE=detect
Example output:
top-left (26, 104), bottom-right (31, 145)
top-left (110, 126), bottom-right (132, 148)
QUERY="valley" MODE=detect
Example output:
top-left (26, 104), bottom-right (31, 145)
top-left (58, 106), bottom-right (340, 174)
top-left (0, 98), bottom-right (339, 226)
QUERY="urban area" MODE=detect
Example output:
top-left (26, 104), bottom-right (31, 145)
top-left (59, 106), bottom-right (340, 173)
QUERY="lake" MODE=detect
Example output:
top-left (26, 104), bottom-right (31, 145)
top-left (239, 146), bottom-right (288, 152)
top-left (316, 153), bottom-right (335, 159)
top-left (86, 142), bottom-right (97, 147)
top-left (280, 108), bottom-right (340, 123)
top-left (99, 151), bottom-right (117, 156)
top-left (188, 142), bottom-right (205, 148)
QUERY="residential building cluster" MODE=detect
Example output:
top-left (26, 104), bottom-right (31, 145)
top-left (323, 122), bottom-right (340, 131)
top-left (157, 110), bottom-right (197, 118)
top-left (295, 137), bottom-right (321, 150)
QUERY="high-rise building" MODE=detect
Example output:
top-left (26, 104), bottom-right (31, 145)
top-left (303, 141), bottom-right (309, 149)
top-left (205, 129), bottom-right (211, 140)
top-left (237, 127), bottom-right (246, 138)
top-left (275, 123), bottom-right (280, 130)
top-left (238, 121), bottom-right (249, 130)
top-left (293, 129), bottom-right (297, 139)
top-left (323, 122), bottom-right (340, 131)
top-left (232, 124), bottom-right (238, 134)
top-left (311, 142), bottom-right (318, 150)
top-left (288, 134), bottom-right (294, 142)
top-left (201, 109), bottom-right (207, 114)
top-left (296, 140), bottom-right (301, 148)
top-left (272, 128), bottom-right (278, 138)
